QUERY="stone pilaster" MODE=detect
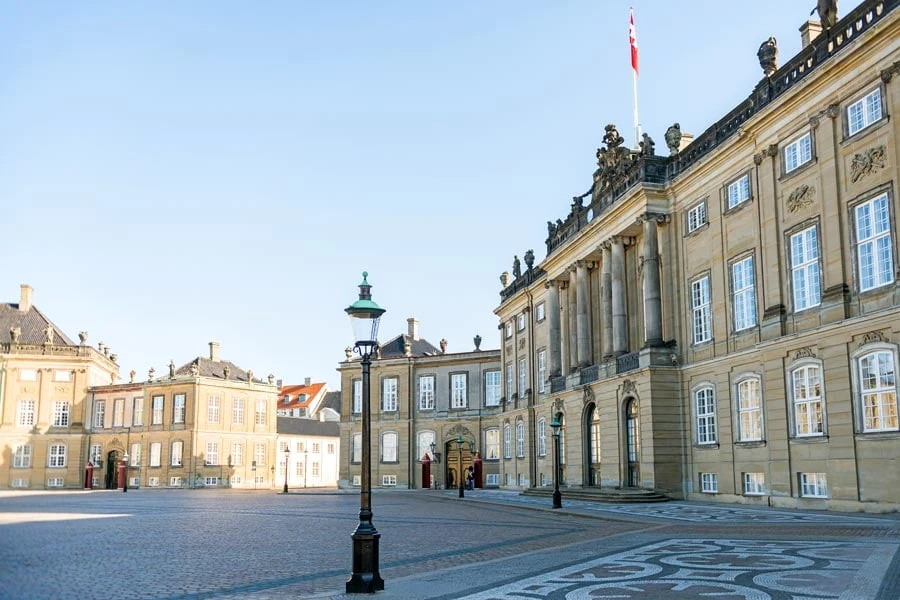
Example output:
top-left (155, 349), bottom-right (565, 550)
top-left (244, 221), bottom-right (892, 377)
top-left (546, 279), bottom-right (562, 378)
top-left (567, 266), bottom-right (578, 372)
top-left (610, 237), bottom-right (629, 355)
top-left (575, 260), bottom-right (593, 367)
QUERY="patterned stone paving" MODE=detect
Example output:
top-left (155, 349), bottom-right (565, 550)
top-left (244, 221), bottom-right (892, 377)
top-left (457, 538), bottom-right (897, 600)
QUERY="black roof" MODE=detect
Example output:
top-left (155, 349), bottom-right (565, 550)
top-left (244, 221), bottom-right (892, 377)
top-left (276, 416), bottom-right (340, 437)
top-left (378, 334), bottom-right (442, 359)
top-left (321, 391), bottom-right (342, 415)
top-left (175, 357), bottom-right (262, 382)
top-left (0, 303), bottom-right (76, 346)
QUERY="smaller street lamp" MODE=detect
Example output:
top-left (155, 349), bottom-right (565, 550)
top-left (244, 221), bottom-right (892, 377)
top-left (550, 415), bottom-right (562, 509)
top-left (122, 452), bottom-right (130, 493)
top-left (455, 435), bottom-right (465, 499)
top-left (283, 446), bottom-right (290, 494)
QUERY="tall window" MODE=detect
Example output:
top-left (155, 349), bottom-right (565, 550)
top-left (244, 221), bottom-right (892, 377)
top-left (784, 132), bottom-right (813, 173)
top-left (518, 359), bottom-right (527, 397)
top-left (151, 395), bottom-right (164, 425)
top-left (13, 444), bottom-right (32, 468)
top-left (89, 444), bottom-right (102, 468)
top-left (206, 442), bottom-right (219, 465)
top-left (505, 363), bottom-right (514, 398)
top-left (485, 429), bottom-right (500, 460)
top-left (232, 398), bottom-right (245, 425)
top-left (18, 399), bottom-right (36, 428)
top-left (859, 351), bottom-right (898, 432)
top-left (207, 396), bottom-right (220, 423)
top-left (503, 424), bottom-right (511, 459)
top-left (149, 442), bottom-right (161, 467)
top-left (254, 443), bottom-right (266, 466)
top-left (691, 276), bottom-right (712, 344)
top-left (516, 421), bottom-right (525, 457)
top-left (791, 226), bottom-right (820, 310)
top-left (538, 418), bottom-right (546, 456)
top-left (382, 378), bottom-right (398, 412)
top-left (737, 378), bottom-right (763, 441)
top-left (695, 387), bottom-right (717, 444)
top-left (700, 473), bottom-right (718, 493)
top-left (113, 399), bottom-right (124, 427)
top-left (537, 350), bottom-right (547, 394)
top-left (732, 256), bottom-right (756, 330)
top-left (418, 375), bottom-right (435, 410)
top-left (130, 443), bottom-right (141, 466)
top-left (255, 399), bottom-right (267, 425)
top-left (792, 365), bottom-right (824, 436)
top-left (132, 397), bottom-right (144, 426)
top-left (451, 373), bottom-right (467, 409)
top-left (48, 444), bottom-right (67, 467)
top-left (52, 401), bottom-right (71, 427)
top-left (855, 193), bottom-right (894, 292)
top-left (352, 380), bottom-right (362, 414)
top-left (485, 371), bottom-right (501, 406)
top-left (382, 432), bottom-right (398, 462)
top-left (173, 394), bottom-right (186, 424)
top-left (230, 442), bottom-right (242, 466)
top-left (351, 433), bottom-right (362, 463)
top-left (417, 431), bottom-right (435, 461)
top-left (93, 400), bottom-right (105, 428)
top-left (847, 88), bottom-right (882, 136)
top-left (687, 201), bottom-right (707, 232)
top-left (536, 303), bottom-right (545, 321)
top-left (171, 441), bottom-right (184, 467)
top-left (726, 173), bottom-right (750, 209)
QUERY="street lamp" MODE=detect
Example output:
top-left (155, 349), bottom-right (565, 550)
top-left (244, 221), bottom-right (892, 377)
top-left (455, 435), bottom-right (465, 499)
top-left (550, 415), bottom-right (562, 509)
top-left (122, 452), bottom-right (129, 493)
top-left (283, 446), bottom-right (290, 494)
top-left (345, 271), bottom-right (386, 594)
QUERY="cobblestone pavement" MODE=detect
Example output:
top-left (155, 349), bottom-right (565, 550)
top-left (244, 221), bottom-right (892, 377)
top-left (0, 489), bottom-right (898, 599)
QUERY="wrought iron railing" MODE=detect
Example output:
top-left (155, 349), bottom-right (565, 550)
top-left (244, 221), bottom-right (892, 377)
top-left (616, 352), bottom-right (640, 374)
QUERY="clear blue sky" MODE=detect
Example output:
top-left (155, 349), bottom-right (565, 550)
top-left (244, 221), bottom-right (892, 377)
top-left (2, 1), bottom-right (847, 388)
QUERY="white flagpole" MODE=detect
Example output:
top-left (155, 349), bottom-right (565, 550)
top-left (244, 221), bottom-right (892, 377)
top-left (633, 62), bottom-right (640, 149)
top-left (630, 8), bottom-right (641, 149)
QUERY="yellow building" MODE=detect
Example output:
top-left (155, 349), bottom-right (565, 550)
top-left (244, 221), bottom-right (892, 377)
top-left (0, 284), bottom-right (119, 489)
top-left (496, 1), bottom-right (900, 511)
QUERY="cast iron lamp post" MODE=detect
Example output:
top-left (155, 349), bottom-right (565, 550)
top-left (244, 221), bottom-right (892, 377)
top-left (122, 452), bottom-right (129, 493)
top-left (455, 435), bottom-right (465, 499)
top-left (283, 446), bottom-right (290, 494)
top-left (550, 415), bottom-right (562, 509)
top-left (345, 272), bottom-right (386, 594)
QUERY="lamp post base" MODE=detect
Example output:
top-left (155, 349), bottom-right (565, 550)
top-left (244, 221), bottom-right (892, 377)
top-left (552, 488), bottom-right (562, 509)
top-left (346, 531), bottom-right (384, 593)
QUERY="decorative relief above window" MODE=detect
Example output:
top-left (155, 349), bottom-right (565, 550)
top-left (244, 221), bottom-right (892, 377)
top-left (786, 185), bottom-right (816, 213)
top-left (850, 146), bottom-right (886, 183)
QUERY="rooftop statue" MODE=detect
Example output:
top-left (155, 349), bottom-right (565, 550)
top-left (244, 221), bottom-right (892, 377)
top-left (814, 1), bottom-right (839, 29)
top-left (757, 37), bottom-right (779, 77)
top-left (664, 123), bottom-right (682, 155)
top-left (512, 256), bottom-right (521, 279)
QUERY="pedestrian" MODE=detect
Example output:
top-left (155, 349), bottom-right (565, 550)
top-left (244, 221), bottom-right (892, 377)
top-left (466, 466), bottom-right (474, 491)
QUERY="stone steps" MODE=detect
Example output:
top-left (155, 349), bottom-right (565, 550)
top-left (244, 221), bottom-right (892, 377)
top-left (522, 486), bottom-right (670, 503)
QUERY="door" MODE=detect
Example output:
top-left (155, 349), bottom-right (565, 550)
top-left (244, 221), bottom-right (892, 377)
top-left (445, 441), bottom-right (471, 490)
top-left (584, 404), bottom-right (601, 486)
top-left (625, 399), bottom-right (640, 487)
top-left (105, 450), bottom-right (119, 489)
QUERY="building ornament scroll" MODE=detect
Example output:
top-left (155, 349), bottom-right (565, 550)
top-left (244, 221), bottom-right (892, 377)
top-left (793, 346), bottom-right (817, 361)
top-left (447, 424), bottom-right (472, 439)
top-left (582, 385), bottom-right (595, 405)
top-left (753, 143), bottom-right (779, 166)
top-left (850, 146), bottom-right (885, 183)
top-left (786, 185), bottom-right (816, 213)
top-left (859, 330), bottom-right (888, 347)
top-left (621, 379), bottom-right (636, 396)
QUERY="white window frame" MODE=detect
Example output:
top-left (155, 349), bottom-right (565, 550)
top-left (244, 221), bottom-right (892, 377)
top-left (255, 399), bottom-right (267, 425)
top-left (517, 314), bottom-right (526, 331)
top-left (691, 275), bottom-right (712, 344)
top-left (855, 192), bottom-right (894, 292)
top-left (535, 303), bottom-right (545, 322)
top-left (13, 444), bottom-right (33, 468)
top-left (537, 350), bottom-right (547, 394)
top-left (726, 173), bottom-right (751, 209)
top-left (783, 131), bottom-right (813, 173)
top-left (418, 375), bottom-right (435, 410)
top-left (486, 473), bottom-right (500, 486)
top-left (737, 376), bottom-right (763, 442)
top-left (93, 400), bottom-right (105, 429)
top-left (47, 477), bottom-right (64, 488)
top-left (505, 363), bottom-right (514, 398)
top-left (204, 477), bottom-right (219, 487)
top-left (207, 395), bottom-right (220, 424)
top-left (518, 358), bottom-right (527, 397)
top-left (151, 395), bottom-right (164, 425)
top-left (206, 442), bottom-right (219, 466)
top-left (18, 399), bottom-right (36, 428)
top-left (171, 441), bottom-right (184, 467)
top-left (417, 430), bottom-right (435, 462)
top-left (856, 349), bottom-right (899, 433)
top-left (130, 443), bottom-right (141, 466)
top-left (687, 201), bottom-right (707, 232)
top-left (173, 393), bottom-right (186, 424)
top-left (382, 378), bottom-right (398, 412)
top-left (503, 424), bottom-right (511, 459)
top-left (48, 443), bottom-right (67, 468)
top-left (450, 373), bottom-right (467, 409)
top-left (792, 364), bottom-right (825, 437)
top-left (538, 418), bottom-right (546, 456)
top-left (505, 322), bottom-right (512, 339)
top-left (744, 472), bottom-right (765, 495)
top-left (112, 398), bottom-right (124, 427)
top-left (700, 472), bottom-right (718, 493)
top-left (352, 379), bottom-right (362, 414)
top-left (731, 255), bottom-right (757, 331)
top-left (847, 87), bottom-right (883, 137)
top-left (800, 472), bottom-right (828, 498)
top-left (149, 442), bottom-right (161, 467)
top-left (254, 443), bottom-right (266, 466)
top-left (382, 432), bottom-right (398, 463)
top-left (485, 371), bottom-right (501, 407)
top-left (515, 421), bottom-right (525, 458)
top-left (790, 225), bottom-right (821, 311)
top-left (170, 476), bottom-right (183, 487)
top-left (381, 474), bottom-right (397, 486)
top-left (695, 386), bottom-right (717, 445)
top-left (132, 397), bottom-right (144, 426)
top-left (89, 444), bottom-right (102, 468)
top-left (230, 442), bottom-right (242, 466)
top-left (232, 397), bottom-right (245, 425)
top-left (52, 401), bottom-right (71, 428)
top-left (485, 428), bottom-right (500, 460)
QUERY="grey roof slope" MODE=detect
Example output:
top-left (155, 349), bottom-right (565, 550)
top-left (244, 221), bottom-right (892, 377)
top-left (175, 357), bottom-right (262, 382)
top-left (277, 416), bottom-right (340, 437)
top-left (378, 334), bottom-right (441, 358)
top-left (0, 303), bottom-right (76, 346)
top-left (321, 391), bottom-right (342, 415)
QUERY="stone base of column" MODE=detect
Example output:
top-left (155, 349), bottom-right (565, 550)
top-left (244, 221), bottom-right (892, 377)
top-left (761, 304), bottom-right (786, 341)
top-left (821, 284), bottom-right (850, 324)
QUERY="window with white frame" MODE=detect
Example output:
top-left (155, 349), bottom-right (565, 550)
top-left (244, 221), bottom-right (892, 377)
top-left (173, 393), bottom-right (186, 424)
top-left (296, 461), bottom-right (305, 477)
top-left (382, 475), bottom-right (397, 486)
top-left (695, 386), bottom-right (717, 444)
top-left (47, 477), bottom-right (64, 488)
top-left (451, 373), bottom-right (467, 409)
top-left (784, 132), bottom-right (813, 173)
top-left (847, 88), bottom-right (882, 136)
top-left (382, 378), bottom-right (398, 412)
top-left (382, 432), bottom-right (398, 462)
top-left (132, 397), bottom-right (144, 426)
top-left (327, 443), bottom-right (334, 455)
top-left (171, 441), bottom-right (184, 466)
top-left (312, 442), bottom-right (320, 453)
top-left (417, 431), bottom-right (435, 462)
top-left (485, 371), bottom-right (501, 406)
top-left (687, 201), bottom-right (708, 232)
top-left (17, 399), bottom-right (36, 428)
top-left (517, 314), bottom-right (526, 331)
top-left (151, 395), bottom-right (164, 425)
top-left (312, 462), bottom-right (320, 477)
top-left (351, 433), bottom-right (362, 463)
top-left (93, 400), bottom-right (105, 428)
top-left (790, 225), bottom-right (821, 310)
top-left (485, 428), bottom-right (500, 460)
top-left (352, 379), bottom-right (362, 414)
top-left (254, 443), bottom-right (266, 466)
top-left (800, 472), bottom-right (828, 497)
top-left (206, 442), bottom-right (219, 465)
top-left (279, 440), bottom-right (289, 453)
top-left (232, 397), bottom-right (245, 425)
top-left (538, 418), bottom-right (546, 456)
top-left (255, 400), bottom-right (267, 425)
top-left (506, 363), bottom-right (513, 398)
top-left (503, 424), bottom-right (511, 459)
top-left (418, 375), bottom-right (435, 410)
top-left (130, 443), bottom-right (141, 466)
top-left (486, 473), bottom-right (500, 486)
top-left (48, 444), bottom-right (66, 468)
top-left (726, 174), bottom-right (751, 209)
top-left (517, 473), bottom-right (525, 487)
top-left (537, 350), bottom-right (547, 394)
top-left (254, 475), bottom-right (265, 484)
top-left (732, 256), bottom-right (757, 330)
top-left (54, 370), bottom-right (71, 382)
top-left (855, 193), bottom-right (894, 292)
top-left (148, 477), bottom-right (160, 487)
top-left (52, 401), bottom-right (71, 428)
top-left (13, 444), bottom-right (32, 468)
top-left (858, 350), bottom-right (898, 432)
top-left (207, 396), bottom-right (220, 423)
top-left (112, 398), bottom-right (124, 427)
top-left (170, 476), bottom-right (183, 487)
top-left (536, 303), bottom-right (545, 321)
top-left (505, 322), bottom-right (512, 338)
top-left (516, 421), bottom-right (525, 457)
top-left (792, 364), bottom-right (824, 436)
top-left (518, 359), bottom-right (527, 397)
top-left (229, 442), bottom-right (242, 466)
top-left (559, 417), bottom-right (566, 464)
top-left (149, 442), bottom-right (161, 467)
top-left (296, 441), bottom-right (305, 452)
top-left (700, 472), bottom-right (718, 493)
top-left (11, 478), bottom-right (29, 488)
top-left (19, 369), bottom-right (37, 381)
top-left (744, 472), bottom-right (765, 495)
top-left (737, 377), bottom-right (763, 441)
top-left (691, 275), bottom-right (712, 344)
top-left (90, 444), bottom-right (102, 468)
top-left (205, 477), bottom-right (219, 487)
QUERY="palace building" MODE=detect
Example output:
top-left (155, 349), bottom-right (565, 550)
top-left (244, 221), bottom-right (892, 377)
top-left (494, 0), bottom-right (900, 511)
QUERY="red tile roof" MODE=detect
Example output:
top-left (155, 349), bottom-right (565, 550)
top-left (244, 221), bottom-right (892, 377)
top-left (278, 382), bottom-right (326, 409)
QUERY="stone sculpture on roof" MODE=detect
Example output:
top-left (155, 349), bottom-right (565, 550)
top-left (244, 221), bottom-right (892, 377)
top-left (44, 324), bottom-right (54, 344)
top-left (512, 256), bottom-right (521, 279)
top-left (757, 37), bottom-right (779, 77)
top-left (9, 326), bottom-right (20, 343)
top-left (815, 0), bottom-right (839, 28)
top-left (524, 249), bottom-right (535, 271)
top-left (169, 360), bottom-right (176, 378)
top-left (665, 123), bottom-right (682, 155)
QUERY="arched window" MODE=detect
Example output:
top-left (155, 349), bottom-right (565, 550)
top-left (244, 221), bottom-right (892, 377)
top-left (791, 364), bottom-right (824, 436)
top-left (858, 350), bottom-right (898, 432)
top-left (694, 386), bottom-right (717, 444)
top-left (516, 421), bottom-right (525, 457)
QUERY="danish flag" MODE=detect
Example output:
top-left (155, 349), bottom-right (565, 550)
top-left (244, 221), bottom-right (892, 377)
top-left (629, 8), bottom-right (639, 76)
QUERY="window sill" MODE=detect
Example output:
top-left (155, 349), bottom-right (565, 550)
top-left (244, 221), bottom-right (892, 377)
top-left (694, 443), bottom-right (720, 450)
top-left (685, 222), bottom-right (710, 238)
top-left (700, 490), bottom-right (718, 494)
top-left (734, 440), bottom-right (767, 448)
top-left (855, 431), bottom-right (900, 440)
top-left (790, 435), bottom-right (828, 444)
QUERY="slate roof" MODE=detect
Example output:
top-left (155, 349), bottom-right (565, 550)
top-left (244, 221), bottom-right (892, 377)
top-left (174, 357), bottom-right (261, 382)
top-left (276, 416), bottom-right (340, 437)
top-left (378, 334), bottom-right (442, 359)
top-left (321, 391), bottom-right (342, 415)
top-left (279, 382), bottom-right (326, 409)
top-left (0, 303), bottom-right (76, 346)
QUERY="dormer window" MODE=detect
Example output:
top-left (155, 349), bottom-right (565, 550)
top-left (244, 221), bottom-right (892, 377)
top-left (283, 395), bottom-right (291, 404)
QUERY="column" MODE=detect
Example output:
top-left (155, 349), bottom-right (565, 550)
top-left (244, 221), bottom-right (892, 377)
top-left (575, 260), bottom-right (592, 367)
top-left (611, 237), bottom-right (628, 355)
top-left (559, 280), bottom-right (570, 375)
top-left (601, 243), bottom-right (613, 359)
top-left (640, 214), bottom-right (664, 347)
top-left (546, 280), bottom-right (562, 378)
top-left (567, 267), bottom-right (578, 371)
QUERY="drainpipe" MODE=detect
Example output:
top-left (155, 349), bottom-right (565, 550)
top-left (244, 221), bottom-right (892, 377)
top-left (526, 288), bottom-right (537, 488)
top-left (408, 356), bottom-right (415, 489)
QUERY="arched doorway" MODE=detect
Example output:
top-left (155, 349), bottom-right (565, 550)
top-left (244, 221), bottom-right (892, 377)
top-left (625, 399), bottom-right (640, 487)
top-left (445, 440), bottom-right (472, 490)
top-left (104, 450), bottom-right (120, 489)
top-left (583, 404), bottom-right (601, 486)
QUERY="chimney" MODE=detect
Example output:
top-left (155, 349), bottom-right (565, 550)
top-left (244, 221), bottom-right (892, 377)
top-left (800, 19), bottom-right (823, 49)
top-left (679, 133), bottom-right (694, 152)
top-left (209, 341), bottom-right (220, 361)
top-left (276, 378), bottom-right (283, 388)
top-left (407, 318), bottom-right (419, 341)
top-left (19, 284), bottom-right (33, 312)
top-left (304, 376), bottom-right (311, 387)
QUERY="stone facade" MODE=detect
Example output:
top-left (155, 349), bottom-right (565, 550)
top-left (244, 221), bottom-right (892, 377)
top-left (495, 0), bottom-right (900, 511)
